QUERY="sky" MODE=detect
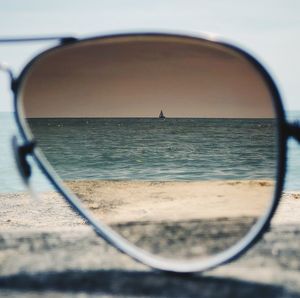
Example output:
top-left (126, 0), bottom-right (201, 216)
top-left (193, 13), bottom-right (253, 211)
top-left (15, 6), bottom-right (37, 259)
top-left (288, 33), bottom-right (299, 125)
top-left (0, 0), bottom-right (300, 112)
top-left (23, 36), bottom-right (274, 118)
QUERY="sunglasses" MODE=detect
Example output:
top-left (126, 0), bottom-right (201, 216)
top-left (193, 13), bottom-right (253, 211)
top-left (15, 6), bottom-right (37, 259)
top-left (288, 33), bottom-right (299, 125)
top-left (1, 32), bottom-right (299, 273)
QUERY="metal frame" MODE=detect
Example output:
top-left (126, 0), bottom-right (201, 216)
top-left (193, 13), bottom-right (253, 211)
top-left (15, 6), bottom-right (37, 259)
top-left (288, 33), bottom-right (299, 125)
top-left (1, 32), bottom-right (297, 273)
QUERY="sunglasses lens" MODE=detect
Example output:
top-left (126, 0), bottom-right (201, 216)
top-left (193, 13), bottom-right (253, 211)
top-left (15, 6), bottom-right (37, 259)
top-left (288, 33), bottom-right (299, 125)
top-left (20, 36), bottom-right (278, 260)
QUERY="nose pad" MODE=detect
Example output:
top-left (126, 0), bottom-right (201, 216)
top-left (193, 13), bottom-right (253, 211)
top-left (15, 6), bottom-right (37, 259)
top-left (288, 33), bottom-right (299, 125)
top-left (12, 136), bottom-right (36, 185)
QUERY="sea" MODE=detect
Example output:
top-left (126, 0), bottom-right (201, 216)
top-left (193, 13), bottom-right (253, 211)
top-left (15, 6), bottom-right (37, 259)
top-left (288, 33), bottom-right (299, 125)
top-left (1, 111), bottom-right (300, 193)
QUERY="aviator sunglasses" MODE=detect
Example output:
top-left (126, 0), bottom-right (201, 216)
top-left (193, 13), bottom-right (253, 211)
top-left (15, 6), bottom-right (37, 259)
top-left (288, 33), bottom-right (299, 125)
top-left (1, 32), bottom-right (299, 274)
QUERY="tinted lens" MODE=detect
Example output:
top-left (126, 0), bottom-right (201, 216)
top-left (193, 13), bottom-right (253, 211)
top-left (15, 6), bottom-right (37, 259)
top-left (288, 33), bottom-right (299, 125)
top-left (20, 35), bottom-right (278, 260)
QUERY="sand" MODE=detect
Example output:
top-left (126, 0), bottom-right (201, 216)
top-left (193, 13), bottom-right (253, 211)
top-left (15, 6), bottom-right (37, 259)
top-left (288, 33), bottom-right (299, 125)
top-left (65, 179), bottom-right (275, 224)
top-left (1, 179), bottom-right (299, 231)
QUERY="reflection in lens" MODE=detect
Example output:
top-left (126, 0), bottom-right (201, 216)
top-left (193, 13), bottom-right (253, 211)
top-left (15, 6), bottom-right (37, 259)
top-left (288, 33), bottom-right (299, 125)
top-left (21, 35), bottom-right (277, 260)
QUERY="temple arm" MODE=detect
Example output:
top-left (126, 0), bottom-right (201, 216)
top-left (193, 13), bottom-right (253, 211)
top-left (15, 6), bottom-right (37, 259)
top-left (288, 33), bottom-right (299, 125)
top-left (0, 36), bottom-right (77, 43)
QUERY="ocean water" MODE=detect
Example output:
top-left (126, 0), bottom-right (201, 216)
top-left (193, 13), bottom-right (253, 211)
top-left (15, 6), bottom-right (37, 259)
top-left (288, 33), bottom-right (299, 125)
top-left (28, 117), bottom-right (277, 182)
top-left (1, 111), bottom-right (300, 193)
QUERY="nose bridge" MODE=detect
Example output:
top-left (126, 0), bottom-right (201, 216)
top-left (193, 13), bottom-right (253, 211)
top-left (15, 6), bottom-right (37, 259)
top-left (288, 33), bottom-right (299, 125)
top-left (286, 121), bottom-right (300, 143)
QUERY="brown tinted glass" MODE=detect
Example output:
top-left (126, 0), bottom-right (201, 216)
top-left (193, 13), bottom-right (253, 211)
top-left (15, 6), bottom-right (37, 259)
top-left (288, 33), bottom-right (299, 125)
top-left (21, 35), bottom-right (277, 260)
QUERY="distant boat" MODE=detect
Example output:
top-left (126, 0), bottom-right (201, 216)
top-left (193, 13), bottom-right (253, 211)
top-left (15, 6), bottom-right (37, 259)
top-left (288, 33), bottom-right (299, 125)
top-left (159, 110), bottom-right (166, 119)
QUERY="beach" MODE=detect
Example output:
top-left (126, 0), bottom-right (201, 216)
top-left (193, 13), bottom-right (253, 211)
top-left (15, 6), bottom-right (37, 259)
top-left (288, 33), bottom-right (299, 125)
top-left (0, 179), bottom-right (297, 258)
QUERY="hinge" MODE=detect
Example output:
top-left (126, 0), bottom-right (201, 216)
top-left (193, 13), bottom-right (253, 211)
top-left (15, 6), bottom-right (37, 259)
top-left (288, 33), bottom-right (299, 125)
top-left (12, 136), bottom-right (36, 183)
top-left (60, 37), bottom-right (78, 45)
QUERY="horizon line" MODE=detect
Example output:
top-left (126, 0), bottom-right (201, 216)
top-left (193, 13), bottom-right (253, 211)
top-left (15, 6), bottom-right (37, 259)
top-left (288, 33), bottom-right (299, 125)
top-left (24, 116), bottom-right (276, 119)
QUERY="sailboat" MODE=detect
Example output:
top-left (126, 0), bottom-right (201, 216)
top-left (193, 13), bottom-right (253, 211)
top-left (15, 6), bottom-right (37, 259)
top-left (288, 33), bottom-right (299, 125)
top-left (159, 110), bottom-right (166, 119)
